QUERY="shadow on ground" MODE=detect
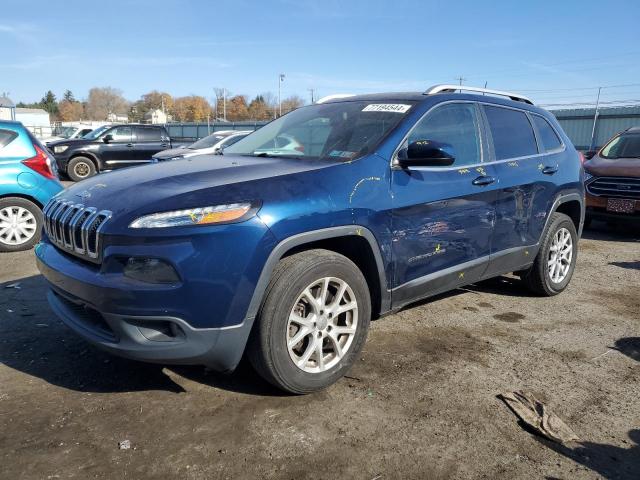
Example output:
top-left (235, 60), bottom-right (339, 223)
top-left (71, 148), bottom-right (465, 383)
top-left (582, 221), bottom-right (640, 243)
top-left (613, 337), bottom-right (640, 362)
top-left (609, 261), bottom-right (640, 271)
top-left (0, 274), bottom-right (284, 397)
top-left (539, 429), bottom-right (640, 480)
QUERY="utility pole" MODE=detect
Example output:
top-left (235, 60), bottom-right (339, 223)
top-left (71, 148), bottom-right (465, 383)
top-left (278, 73), bottom-right (285, 117)
top-left (589, 87), bottom-right (602, 151)
top-left (455, 76), bottom-right (466, 86)
top-left (223, 88), bottom-right (227, 122)
top-left (308, 88), bottom-right (316, 104)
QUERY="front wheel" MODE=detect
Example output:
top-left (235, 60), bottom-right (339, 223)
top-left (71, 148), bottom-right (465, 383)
top-left (521, 212), bottom-right (578, 296)
top-left (67, 156), bottom-right (96, 182)
top-left (248, 249), bottom-right (371, 394)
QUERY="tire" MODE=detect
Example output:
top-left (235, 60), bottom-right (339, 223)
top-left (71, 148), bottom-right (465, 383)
top-left (521, 212), bottom-right (578, 296)
top-left (0, 197), bottom-right (43, 252)
top-left (67, 156), bottom-right (97, 182)
top-left (248, 249), bottom-right (371, 394)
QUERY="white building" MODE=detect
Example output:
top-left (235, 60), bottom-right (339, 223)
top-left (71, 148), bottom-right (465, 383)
top-left (144, 108), bottom-right (168, 124)
top-left (0, 96), bottom-right (16, 120)
top-left (107, 112), bottom-right (129, 122)
top-left (16, 108), bottom-right (52, 137)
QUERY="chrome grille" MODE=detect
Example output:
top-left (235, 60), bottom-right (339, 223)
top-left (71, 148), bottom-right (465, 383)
top-left (587, 177), bottom-right (640, 200)
top-left (43, 199), bottom-right (112, 262)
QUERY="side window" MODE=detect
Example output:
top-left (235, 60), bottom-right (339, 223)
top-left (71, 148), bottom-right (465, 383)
top-left (222, 134), bottom-right (246, 147)
top-left (136, 127), bottom-right (162, 142)
top-left (484, 105), bottom-right (538, 160)
top-left (532, 115), bottom-right (562, 152)
top-left (108, 127), bottom-right (132, 142)
top-left (0, 129), bottom-right (18, 150)
top-left (79, 129), bottom-right (92, 137)
top-left (407, 103), bottom-right (482, 166)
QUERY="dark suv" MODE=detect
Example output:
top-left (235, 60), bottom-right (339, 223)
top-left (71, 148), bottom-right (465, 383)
top-left (48, 124), bottom-right (174, 181)
top-left (36, 85), bottom-right (585, 393)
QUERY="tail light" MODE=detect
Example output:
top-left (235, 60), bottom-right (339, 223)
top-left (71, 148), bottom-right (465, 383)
top-left (22, 145), bottom-right (57, 179)
top-left (295, 145), bottom-right (305, 153)
top-left (578, 151), bottom-right (585, 164)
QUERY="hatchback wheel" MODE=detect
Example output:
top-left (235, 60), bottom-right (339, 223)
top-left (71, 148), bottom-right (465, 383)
top-left (248, 249), bottom-right (371, 394)
top-left (521, 212), bottom-right (578, 296)
top-left (0, 197), bottom-right (43, 252)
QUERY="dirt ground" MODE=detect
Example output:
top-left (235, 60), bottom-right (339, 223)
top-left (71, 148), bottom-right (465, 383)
top-left (0, 221), bottom-right (639, 480)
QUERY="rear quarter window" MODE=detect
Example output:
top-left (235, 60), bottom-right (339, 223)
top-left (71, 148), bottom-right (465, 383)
top-left (484, 105), bottom-right (538, 160)
top-left (532, 115), bottom-right (562, 152)
top-left (0, 129), bottom-right (18, 150)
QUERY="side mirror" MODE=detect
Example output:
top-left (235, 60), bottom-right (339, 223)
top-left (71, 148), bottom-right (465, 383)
top-left (397, 140), bottom-right (456, 167)
top-left (584, 150), bottom-right (597, 160)
top-left (102, 134), bottom-right (113, 143)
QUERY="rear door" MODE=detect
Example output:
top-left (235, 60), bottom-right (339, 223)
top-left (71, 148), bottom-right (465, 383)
top-left (390, 102), bottom-right (498, 307)
top-left (482, 104), bottom-right (560, 275)
top-left (133, 127), bottom-right (168, 161)
top-left (98, 126), bottom-right (134, 169)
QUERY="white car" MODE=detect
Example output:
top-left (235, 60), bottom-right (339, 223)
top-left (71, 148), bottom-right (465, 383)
top-left (152, 130), bottom-right (252, 161)
top-left (44, 125), bottom-right (101, 144)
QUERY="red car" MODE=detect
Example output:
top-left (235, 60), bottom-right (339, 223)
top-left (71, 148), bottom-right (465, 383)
top-left (584, 127), bottom-right (640, 226)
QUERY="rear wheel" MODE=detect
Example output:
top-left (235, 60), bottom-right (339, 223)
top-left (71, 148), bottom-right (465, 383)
top-left (0, 197), bottom-right (42, 252)
top-left (248, 249), bottom-right (371, 394)
top-left (67, 156), bottom-right (96, 182)
top-left (521, 212), bottom-right (578, 296)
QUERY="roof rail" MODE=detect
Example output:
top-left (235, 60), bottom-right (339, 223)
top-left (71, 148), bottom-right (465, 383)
top-left (424, 84), bottom-right (534, 105)
top-left (315, 94), bottom-right (356, 104)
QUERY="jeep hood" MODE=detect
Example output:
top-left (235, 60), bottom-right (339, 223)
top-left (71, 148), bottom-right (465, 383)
top-left (585, 155), bottom-right (640, 178)
top-left (60, 154), bottom-right (340, 226)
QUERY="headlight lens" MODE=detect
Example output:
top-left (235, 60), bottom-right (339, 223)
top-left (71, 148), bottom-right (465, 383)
top-left (129, 203), bottom-right (253, 228)
top-left (53, 145), bottom-right (68, 154)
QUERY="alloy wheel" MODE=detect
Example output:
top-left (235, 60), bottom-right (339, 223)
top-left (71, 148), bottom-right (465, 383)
top-left (547, 227), bottom-right (573, 283)
top-left (287, 277), bottom-right (358, 373)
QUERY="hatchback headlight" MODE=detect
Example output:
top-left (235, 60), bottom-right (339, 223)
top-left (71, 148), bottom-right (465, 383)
top-left (129, 203), bottom-right (254, 228)
top-left (53, 145), bottom-right (68, 154)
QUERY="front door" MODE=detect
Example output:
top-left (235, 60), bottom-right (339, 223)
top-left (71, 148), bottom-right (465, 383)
top-left (391, 102), bottom-right (497, 308)
top-left (99, 126), bottom-right (135, 169)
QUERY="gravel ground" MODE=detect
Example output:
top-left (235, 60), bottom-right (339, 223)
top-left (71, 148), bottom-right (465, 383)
top-left (0, 221), bottom-right (639, 480)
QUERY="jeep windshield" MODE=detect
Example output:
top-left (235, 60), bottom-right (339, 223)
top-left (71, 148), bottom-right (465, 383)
top-left (224, 100), bottom-right (416, 161)
top-left (601, 133), bottom-right (640, 159)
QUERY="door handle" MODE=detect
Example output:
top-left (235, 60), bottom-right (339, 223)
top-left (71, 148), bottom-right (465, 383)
top-left (542, 165), bottom-right (558, 175)
top-left (126, 143), bottom-right (134, 147)
top-left (472, 175), bottom-right (496, 186)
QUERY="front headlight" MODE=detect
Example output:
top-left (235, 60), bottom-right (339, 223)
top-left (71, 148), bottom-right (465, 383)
top-left (53, 145), bottom-right (69, 154)
top-left (129, 203), bottom-right (254, 228)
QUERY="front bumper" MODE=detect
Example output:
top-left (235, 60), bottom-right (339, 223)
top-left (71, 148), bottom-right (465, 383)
top-left (585, 191), bottom-right (640, 220)
top-left (35, 218), bottom-right (276, 371)
top-left (47, 288), bottom-right (251, 370)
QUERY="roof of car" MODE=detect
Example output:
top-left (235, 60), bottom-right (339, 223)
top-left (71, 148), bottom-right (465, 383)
top-left (625, 126), bottom-right (640, 133)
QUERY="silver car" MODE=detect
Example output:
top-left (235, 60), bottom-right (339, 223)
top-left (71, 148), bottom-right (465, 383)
top-left (152, 130), bottom-right (251, 161)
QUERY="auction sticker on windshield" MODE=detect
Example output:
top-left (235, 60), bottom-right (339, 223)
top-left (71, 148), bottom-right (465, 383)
top-left (362, 104), bottom-right (412, 113)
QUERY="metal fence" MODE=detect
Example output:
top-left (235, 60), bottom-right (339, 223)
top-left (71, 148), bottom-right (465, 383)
top-left (551, 106), bottom-right (640, 151)
top-left (165, 121), bottom-right (268, 142)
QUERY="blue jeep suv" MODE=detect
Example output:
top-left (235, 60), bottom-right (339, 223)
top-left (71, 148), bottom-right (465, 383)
top-left (36, 85), bottom-right (584, 393)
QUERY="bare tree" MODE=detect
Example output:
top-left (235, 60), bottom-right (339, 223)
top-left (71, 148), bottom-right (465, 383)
top-left (85, 87), bottom-right (129, 121)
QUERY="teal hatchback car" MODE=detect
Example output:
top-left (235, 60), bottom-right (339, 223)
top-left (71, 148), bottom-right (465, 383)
top-left (0, 121), bottom-right (63, 252)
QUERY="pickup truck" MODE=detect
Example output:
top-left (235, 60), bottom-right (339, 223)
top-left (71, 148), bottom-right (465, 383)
top-left (48, 124), bottom-right (183, 181)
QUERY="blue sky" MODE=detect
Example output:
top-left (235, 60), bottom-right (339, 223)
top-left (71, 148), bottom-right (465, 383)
top-left (1, 0), bottom-right (640, 107)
